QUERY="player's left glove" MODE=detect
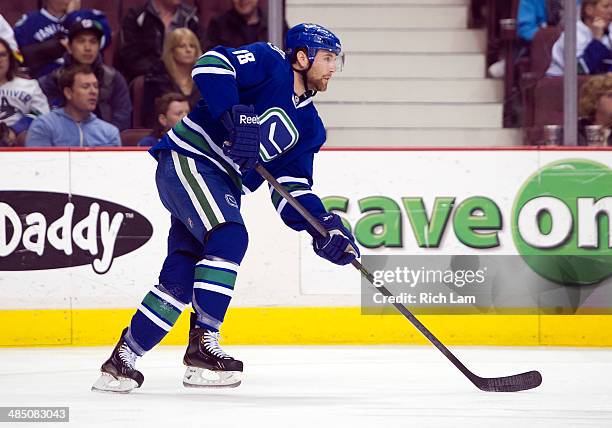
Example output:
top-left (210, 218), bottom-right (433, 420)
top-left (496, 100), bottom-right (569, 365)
top-left (220, 104), bottom-right (261, 171)
top-left (312, 213), bottom-right (360, 265)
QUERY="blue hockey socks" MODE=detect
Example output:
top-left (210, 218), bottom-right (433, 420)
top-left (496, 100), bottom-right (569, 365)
top-left (125, 284), bottom-right (188, 355)
top-left (192, 257), bottom-right (239, 331)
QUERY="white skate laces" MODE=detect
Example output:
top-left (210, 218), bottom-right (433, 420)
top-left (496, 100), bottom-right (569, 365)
top-left (118, 343), bottom-right (138, 368)
top-left (202, 331), bottom-right (231, 359)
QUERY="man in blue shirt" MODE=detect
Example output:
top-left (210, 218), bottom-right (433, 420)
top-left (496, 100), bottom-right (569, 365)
top-left (92, 23), bottom-right (359, 393)
top-left (517, 0), bottom-right (579, 43)
top-left (26, 63), bottom-right (120, 147)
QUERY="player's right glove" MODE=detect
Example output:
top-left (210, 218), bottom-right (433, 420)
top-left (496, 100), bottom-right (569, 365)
top-left (312, 213), bottom-right (360, 265)
top-left (220, 104), bottom-right (261, 171)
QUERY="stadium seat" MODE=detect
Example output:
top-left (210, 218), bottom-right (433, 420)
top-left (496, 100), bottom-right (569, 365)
top-left (15, 131), bottom-right (27, 147)
top-left (529, 26), bottom-right (563, 78)
top-left (129, 75), bottom-right (145, 128)
top-left (520, 26), bottom-right (564, 135)
top-left (2, 0), bottom-right (39, 26)
top-left (120, 128), bottom-right (152, 146)
top-left (523, 75), bottom-right (590, 144)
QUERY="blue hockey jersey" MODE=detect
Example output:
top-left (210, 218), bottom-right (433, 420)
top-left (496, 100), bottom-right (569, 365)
top-left (151, 42), bottom-right (329, 233)
top-left (14, 8), bottom-right (111, 77)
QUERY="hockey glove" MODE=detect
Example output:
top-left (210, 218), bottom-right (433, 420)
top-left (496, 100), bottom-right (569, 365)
top-left (312, 213), bottom-right (360, 265)
top-left (220, 104), bottom-right (261, 171)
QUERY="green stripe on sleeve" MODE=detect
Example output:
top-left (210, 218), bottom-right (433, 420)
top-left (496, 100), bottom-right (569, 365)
top-left (196, 55), bottom-right (233, 71)
top-left (271, 182), bottom-right (311, 208)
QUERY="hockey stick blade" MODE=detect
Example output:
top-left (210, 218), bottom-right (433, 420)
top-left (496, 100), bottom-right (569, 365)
top-left (351, 259), bottom-right (543, 392)
top-left (255, 164), bottom-right (543, 392)
top-left (470, 370), bottom-right (542, 392)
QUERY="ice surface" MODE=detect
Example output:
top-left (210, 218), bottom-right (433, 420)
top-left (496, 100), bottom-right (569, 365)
top-left (0, 346), bottom-right (610, 427)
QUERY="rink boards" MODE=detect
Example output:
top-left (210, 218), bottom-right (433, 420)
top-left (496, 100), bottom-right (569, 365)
top-left (1, 147), bottom-right (611, 347)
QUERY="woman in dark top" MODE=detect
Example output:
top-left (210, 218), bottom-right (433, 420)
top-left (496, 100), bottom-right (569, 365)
top-left (141, 28), bottom-right (201, 128)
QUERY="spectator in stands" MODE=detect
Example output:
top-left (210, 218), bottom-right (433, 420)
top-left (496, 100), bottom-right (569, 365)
top-left (0, 14), bottom-right (19, 55)
top-left (38, 19), bottom-right (132, 130)
top-left (26, 63), bottom-right (120, 147)
top-left (578, 73), bottom-right (612, 144)
top-left (0, 38), bottom-right (49, 147)
top-left (138, 92), bottom-right (189, 146)
top-left (116, 0), bottom-right (202, 82)
top-left (141, 28), bottom-right (200, 127)
top-left (14, 0), bottom-right (112, 78)
top-left (517, 0), bottom-right (566, 44)
top-left (547, 0), bottom-right (612, 75)
top-left (204, 0), bottom-right (288, 51)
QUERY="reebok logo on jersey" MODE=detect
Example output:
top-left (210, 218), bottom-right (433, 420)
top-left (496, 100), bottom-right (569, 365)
top-left (239, 115), bottom-right (258, 125)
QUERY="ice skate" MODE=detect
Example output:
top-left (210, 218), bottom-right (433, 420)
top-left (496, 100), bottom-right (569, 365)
top-left (92, 328), bottom-right (144, 393)
top-left (183, 313), bottom-right (243, 388)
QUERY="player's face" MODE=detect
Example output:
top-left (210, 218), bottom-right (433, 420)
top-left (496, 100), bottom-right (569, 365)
top-left (0, 45), bottom-right (10, 82)
top-left (173, 37), bottom-right (199, 66)
top-left (68, 33), bottom-right (100, 65)
top-left (233, 0), bottom-right (258, 17)
top-left (306, 50), bottom-right (338, 92)
top-left (66, 72), bottom-right (99, 113)
top-left (160, 100), bottom-right (190, 131)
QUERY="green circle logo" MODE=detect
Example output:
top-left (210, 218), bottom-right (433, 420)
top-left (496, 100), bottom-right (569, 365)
top-left (512, 159), bottom-right (612, 285)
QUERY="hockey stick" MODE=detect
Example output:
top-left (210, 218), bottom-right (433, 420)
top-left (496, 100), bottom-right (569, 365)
top-left (255, 164), bottom-right (542, 392)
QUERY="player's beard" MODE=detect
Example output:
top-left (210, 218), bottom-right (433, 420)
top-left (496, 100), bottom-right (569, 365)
top-left (309, 75), bottom-right (330, 92)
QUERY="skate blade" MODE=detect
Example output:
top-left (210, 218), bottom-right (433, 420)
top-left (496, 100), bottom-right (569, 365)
top-left (91, 372), bottom-right (139, 394)
top-left (183, 366), bottom-right (242, 388)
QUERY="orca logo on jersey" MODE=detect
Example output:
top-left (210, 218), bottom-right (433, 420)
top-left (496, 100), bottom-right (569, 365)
top-left (225, 194), bottom-right (238, 208)
top-left (0, 191), bottom-right (153, 274)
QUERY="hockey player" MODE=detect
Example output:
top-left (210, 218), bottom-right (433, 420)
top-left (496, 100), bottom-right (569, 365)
top-left (92, 23), bottom-right (359, 393)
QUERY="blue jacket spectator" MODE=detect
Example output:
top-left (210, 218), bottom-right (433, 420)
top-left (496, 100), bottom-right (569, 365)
top-left (26, 63), bottom-right (120, 147)
top-left (518, 0), bottom-right (578, 43)
top-left (14, 0), bottom-right (111, 78)
top-left (38, 19), bottom-right (131, 130)
top-left (26, 107), bottom-right (119, 146)
top-left (518, 0), bottom-right (549, 42)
